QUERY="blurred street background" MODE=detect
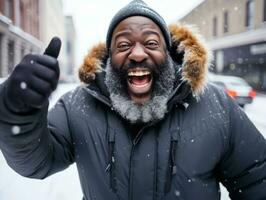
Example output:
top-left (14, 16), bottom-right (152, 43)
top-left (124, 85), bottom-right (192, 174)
top-left (0, 0), bottom-right (266, 199)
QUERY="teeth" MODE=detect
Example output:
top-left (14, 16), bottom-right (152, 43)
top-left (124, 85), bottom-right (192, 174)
top-left (128, 71), bottom-right (151, 76)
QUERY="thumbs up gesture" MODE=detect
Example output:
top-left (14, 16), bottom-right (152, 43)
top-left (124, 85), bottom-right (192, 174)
top-left (4, 37), bottom-right (61, 112)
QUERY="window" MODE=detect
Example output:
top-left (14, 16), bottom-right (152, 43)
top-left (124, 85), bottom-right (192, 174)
top-left (246, 0), bottom-right (254, 28)
top-left (20, 2), bottom-right (26, 31)
top-left (263, 0), bottom-right (266, 22)
top-left (213, 16), bottom-right (217, 37)
top-left (8, 40), bottom-right (14, 73)
top-left (0, 1), bottom-right (4, 14)
top-left (20, 46), bottom-right (25, 60)
top-left (0, 34), bottom-right (2, 77)
top-left (223, 11), bottom-right (229, 33)
top-left (4, 0), bottom-right (14, 21)
top-left (216, 50), bottom-right (224, 73)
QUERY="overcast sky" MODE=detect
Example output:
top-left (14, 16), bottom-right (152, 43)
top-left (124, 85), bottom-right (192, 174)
top-left (63, 0), bottom-right (203, 64)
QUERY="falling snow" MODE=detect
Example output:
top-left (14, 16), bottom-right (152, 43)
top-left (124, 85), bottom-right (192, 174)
top-left (11, 125), bottom-right (20, 135)
top-left (20, 82), bottom-right (27, 90)
top-left (174, 190), bottom-right (180, 196)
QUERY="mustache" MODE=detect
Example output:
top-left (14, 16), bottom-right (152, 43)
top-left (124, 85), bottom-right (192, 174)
top-left (111, 60), bottom-right (162, 77)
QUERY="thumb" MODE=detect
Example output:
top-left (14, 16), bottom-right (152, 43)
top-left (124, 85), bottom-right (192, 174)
top-left (43, 37), bottom-right (61, 59)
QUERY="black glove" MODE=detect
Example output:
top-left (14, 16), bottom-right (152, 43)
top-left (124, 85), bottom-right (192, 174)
top-left (4, 37), bottom-right (61, 113)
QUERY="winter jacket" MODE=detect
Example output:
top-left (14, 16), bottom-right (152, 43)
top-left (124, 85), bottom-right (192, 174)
top-left (0, 24), bottom-right (266, 200)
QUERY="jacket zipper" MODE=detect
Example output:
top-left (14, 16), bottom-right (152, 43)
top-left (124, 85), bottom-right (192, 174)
top-left (129, 126), bottom-right (146, 200)
top-left (128, 122), bottom-right (158, 200)
top-left (129, 144), bottom-right (136, 200)
top-left (153, 132), bottom-right (159, 200)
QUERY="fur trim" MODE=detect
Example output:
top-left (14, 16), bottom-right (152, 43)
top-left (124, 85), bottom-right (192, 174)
top-left (79, 43), bottom-right (107, 83)
top-left (79, 24), bottom-right (212, 95)
top-left (169, 24), bottom-right (212, 96)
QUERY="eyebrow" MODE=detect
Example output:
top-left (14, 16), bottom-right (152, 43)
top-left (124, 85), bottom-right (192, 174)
top-left (113, 30), bottom-right (132, 42)
top-left (113, 29), bottom-right (161, 42)
top-left (142, 30), bottom-right (161, 38)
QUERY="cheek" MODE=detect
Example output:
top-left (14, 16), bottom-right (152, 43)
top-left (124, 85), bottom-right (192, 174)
top-left (151, 51), bottom-right (167, 65)
top-left (111, 53), bottom-right (127, 69)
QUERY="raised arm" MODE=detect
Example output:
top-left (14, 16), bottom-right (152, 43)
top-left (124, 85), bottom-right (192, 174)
top-left (0, 38), bottom-right (74, 179)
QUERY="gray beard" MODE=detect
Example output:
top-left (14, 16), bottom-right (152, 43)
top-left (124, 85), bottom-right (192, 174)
top-left (104, 54), bottom-right (176, 124)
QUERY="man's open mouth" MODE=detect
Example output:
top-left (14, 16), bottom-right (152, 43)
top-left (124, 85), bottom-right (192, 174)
top-left (127, 68), bottom-right (153, 95)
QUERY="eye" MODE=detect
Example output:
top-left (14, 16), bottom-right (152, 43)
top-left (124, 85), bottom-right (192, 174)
top-left (117, 42), bottom-right (131, 51)
top-left (145, 40), bottom-right (159, 49)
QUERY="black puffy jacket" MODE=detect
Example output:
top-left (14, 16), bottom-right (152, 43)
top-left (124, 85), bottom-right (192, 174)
top-left (0, 24), bottom-right (266, 200)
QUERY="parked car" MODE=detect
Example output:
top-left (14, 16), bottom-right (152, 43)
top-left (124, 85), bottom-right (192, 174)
top-left (209, 73), bottom-right (256, 107)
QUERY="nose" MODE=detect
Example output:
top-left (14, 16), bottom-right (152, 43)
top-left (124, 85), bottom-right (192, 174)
top-left (128, 43), bottom-right (148, 63)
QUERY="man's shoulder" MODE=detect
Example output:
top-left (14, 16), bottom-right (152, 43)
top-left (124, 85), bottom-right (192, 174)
top-left (188, 82), bottom-right (235, 113)
top-left (60, 85), bottom-right (97, 106)
top-left (201, 82), bottom-right (229, 102)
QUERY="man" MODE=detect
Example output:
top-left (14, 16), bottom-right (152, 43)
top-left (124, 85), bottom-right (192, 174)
top-left (0, 0), bottom-right (265, 199)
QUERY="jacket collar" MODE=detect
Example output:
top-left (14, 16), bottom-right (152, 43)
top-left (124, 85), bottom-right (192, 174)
top-left (79, 24), bottom-right (212, 98)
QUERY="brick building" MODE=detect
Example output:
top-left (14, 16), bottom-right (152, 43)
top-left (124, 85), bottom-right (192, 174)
top-left (0, 0), bottom-right (42, 77)
top-left (180, 0), bottom-right (266, 91)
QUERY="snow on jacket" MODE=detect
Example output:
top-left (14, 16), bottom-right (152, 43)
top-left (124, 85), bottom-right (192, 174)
top-left (0, 24), bottom-right (266, 200)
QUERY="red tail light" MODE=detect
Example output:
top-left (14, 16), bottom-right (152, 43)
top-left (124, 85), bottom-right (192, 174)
top-left (226, 89), bottom-right (237, 98)
top-left (248, 90), bottom-right (256, 98)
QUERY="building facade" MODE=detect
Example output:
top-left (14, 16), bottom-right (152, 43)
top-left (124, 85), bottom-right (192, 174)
top-left (180, 0), bottom-right (266, 91)
top-left (0, 0), bottom-right (76, 82)
top-left (0, 0), bottom-right (42, 77)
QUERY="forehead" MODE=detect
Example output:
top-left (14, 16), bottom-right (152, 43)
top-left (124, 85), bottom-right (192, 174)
top-left (112, 16), bottom-right (164, 39)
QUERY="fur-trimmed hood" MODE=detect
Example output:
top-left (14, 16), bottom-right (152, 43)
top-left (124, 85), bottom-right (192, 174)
top-left (79, 24), bottom-right (212, 96)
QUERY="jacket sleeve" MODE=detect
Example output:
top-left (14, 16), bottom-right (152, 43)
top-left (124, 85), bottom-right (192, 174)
top-left (0, 82), bottom-right (74, 179)
top-left (218, 96), bottom-right (266, 200)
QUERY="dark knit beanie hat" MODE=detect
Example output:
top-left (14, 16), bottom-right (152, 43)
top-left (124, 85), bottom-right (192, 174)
top-left (106, 0), bottom-right (171, 51)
